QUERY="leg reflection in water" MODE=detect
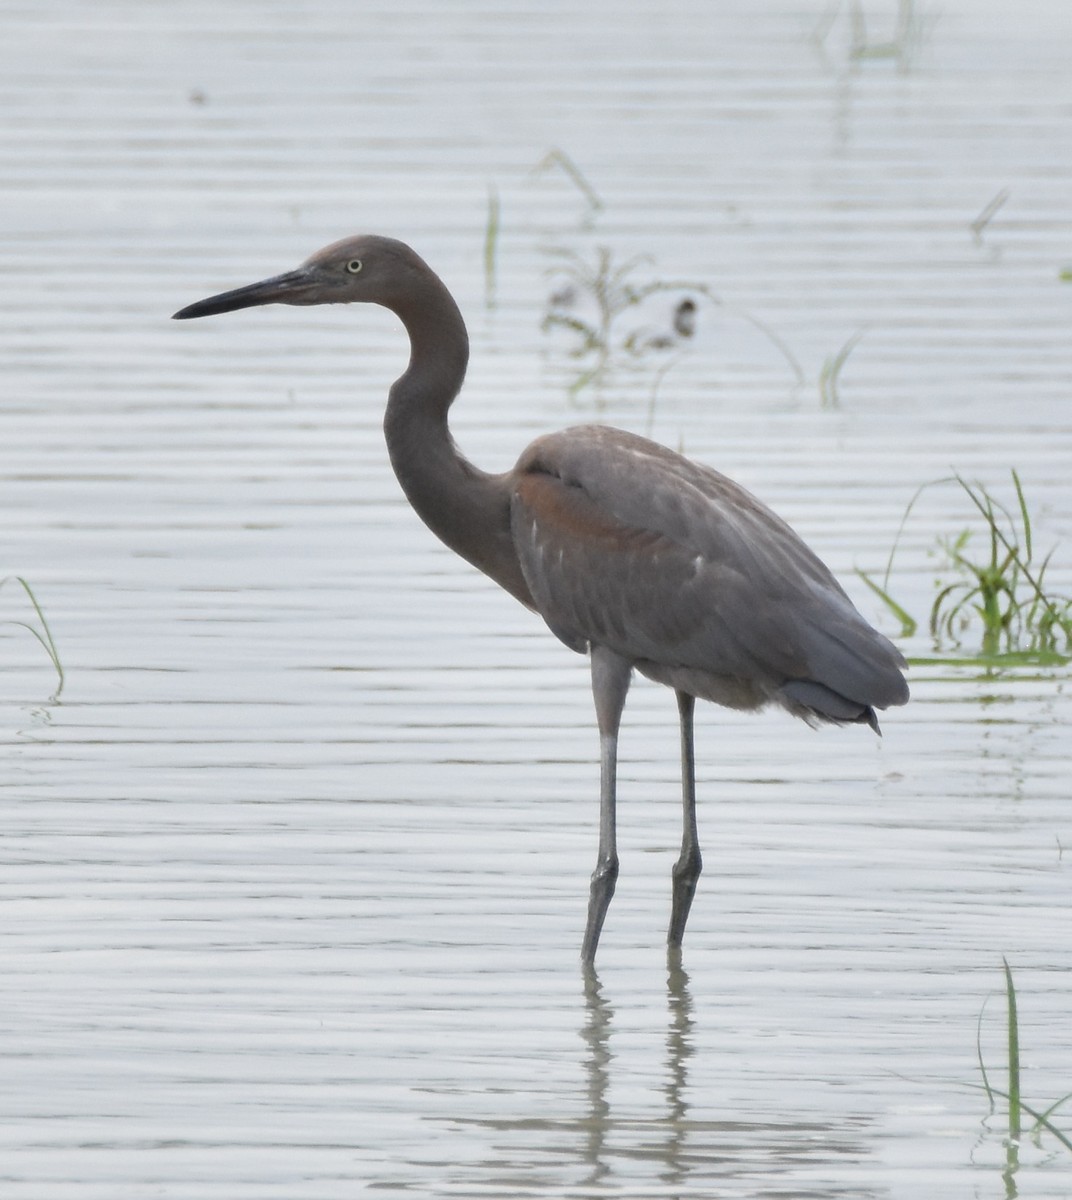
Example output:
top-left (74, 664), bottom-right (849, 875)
top-left (579, 955), bottom-right (697, 1188)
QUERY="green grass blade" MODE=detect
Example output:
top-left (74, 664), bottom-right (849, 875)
top-left (724, 304), bottom-right (806, 386)
top-left (2, 576), bottom-right (65, 698)
top-left (483, 184), bottom-right (500, 309)
top-left (953, 472), bottom-right (1066, 634)
top-left (979, 1085), bottom-right (1072, 1156)
top-left (1033, 1091), bottom-right (1072, 1130)
top-left (977, 991), bottom-right (996, 1111)
top-left (879, 475), bottom-right (957, 594)
top-left (931, 582), bottom-right (971, 638)
top-left (1023, 1105), bottom-right (1072, 1155)
top-left (1003, 957), bottom-right (1021, 1145)
top-left (1012, 468), bottom-right (1032, 562)
top-left (819, 327), bottom-right (867, 409)
top-left (856, 569), bottom-right (917, 637)
top-left (533, 147), bottom-right (603, 218)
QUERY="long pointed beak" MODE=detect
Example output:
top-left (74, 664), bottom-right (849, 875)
top-left (172, 267), bottom-right (318, 320)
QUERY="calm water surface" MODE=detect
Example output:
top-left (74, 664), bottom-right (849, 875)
top-left (2, 2), bottom-right (1071, 1197)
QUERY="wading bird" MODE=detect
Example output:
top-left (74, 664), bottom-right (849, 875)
top-left (174, 236), bottom-right (909, 964)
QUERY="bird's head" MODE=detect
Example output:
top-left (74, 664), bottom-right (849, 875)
top-left (172, 235), bottom-right (427, 320)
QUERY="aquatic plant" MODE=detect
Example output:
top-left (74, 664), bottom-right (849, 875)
top-left (812, 0), bottom-right (924, 70)
top-left (850, 0), bottom-right (923, 65)
top-left (860, 471), bottom-right (1072, 662)
top-left (541, 244), bottom-right (704, 397)
top-left (542, 243), bottom-right (804, 402)
top-left (532, 146), bottom-right (604, 225)
top-left (0, 575), bottom-right (64, 698)
top-left (976, 959), bottom-right (1072, 1187)
top-left (527, 149), bottom-right (804, 403)
top-left (483, 184), bottom-right (500, 309)
top-left (818, 327), bottom-right (867, 409)
top-left (971, 188), bottom-right (1010, 246)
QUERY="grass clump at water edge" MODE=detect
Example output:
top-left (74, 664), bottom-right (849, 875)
top-left (859, 470), bottom-right (1072, 665)
top-left (976, 958), bottom-right (1072, 1191)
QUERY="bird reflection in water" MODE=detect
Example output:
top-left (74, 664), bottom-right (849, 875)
top-left (580, 956), bottom-right (696, 1189)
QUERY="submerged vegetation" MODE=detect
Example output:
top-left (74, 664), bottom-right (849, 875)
top-left (532, 147), bottom-right (604, 226)
top-left (483, 184), bottom-right (500, 309)
top-left (515, 146), bottom-right (806, 403)
top-left (861, 471), bottom-right (1072, 664)
top-left (541, 244), bottom-right (708, 399)
top-left (976, 959), bottom-right (1072, 1190)
top-left (818, 327), bottom-right (867, 409)
top-left (0, 575), bottom-right (64, 698)
top-left (541, 241), bottom-right (805, 402)
top-left (812, 0), bottom-right (925, 71)
top-left (971, 188), bottom-right (1011, 246)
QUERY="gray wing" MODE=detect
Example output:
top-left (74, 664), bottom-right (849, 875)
top-left (510, 425), bottom-right (908, 717)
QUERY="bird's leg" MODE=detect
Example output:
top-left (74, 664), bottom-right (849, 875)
top-left (668, 690), bottom-right (702, 948)
top-left (582, 645), bottom-right (632, 965)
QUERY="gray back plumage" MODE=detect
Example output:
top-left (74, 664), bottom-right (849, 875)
top-left (511, 425), bottom-right (908, 720)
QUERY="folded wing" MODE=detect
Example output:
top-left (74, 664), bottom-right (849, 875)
top-left (510, 425), bottom-right (908, 723)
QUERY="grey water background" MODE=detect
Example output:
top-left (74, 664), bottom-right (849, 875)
top-left (2, 2), bottom-right (1071, 1196)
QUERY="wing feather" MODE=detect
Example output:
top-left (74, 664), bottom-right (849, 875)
top-left (510, 425), bottom-right (907, 715)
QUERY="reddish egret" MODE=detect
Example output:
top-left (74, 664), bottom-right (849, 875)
top-left (174, 235), bottom-right (909, 963)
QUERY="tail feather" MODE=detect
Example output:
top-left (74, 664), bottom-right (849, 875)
top-left (780, 679), bottom-right (882, 733)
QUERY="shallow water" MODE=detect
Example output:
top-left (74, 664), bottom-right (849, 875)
top-left (2, 2), bottom-right (1072, 1197)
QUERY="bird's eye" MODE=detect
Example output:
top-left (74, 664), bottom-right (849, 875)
top-left (346, 259), bottom-right (363, 274)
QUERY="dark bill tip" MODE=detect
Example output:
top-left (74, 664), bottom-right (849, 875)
top-left (172, 268), bottom-right (313, 320)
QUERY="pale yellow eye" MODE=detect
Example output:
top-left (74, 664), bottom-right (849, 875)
top-left (346, 259), bottom-right (363, 274)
